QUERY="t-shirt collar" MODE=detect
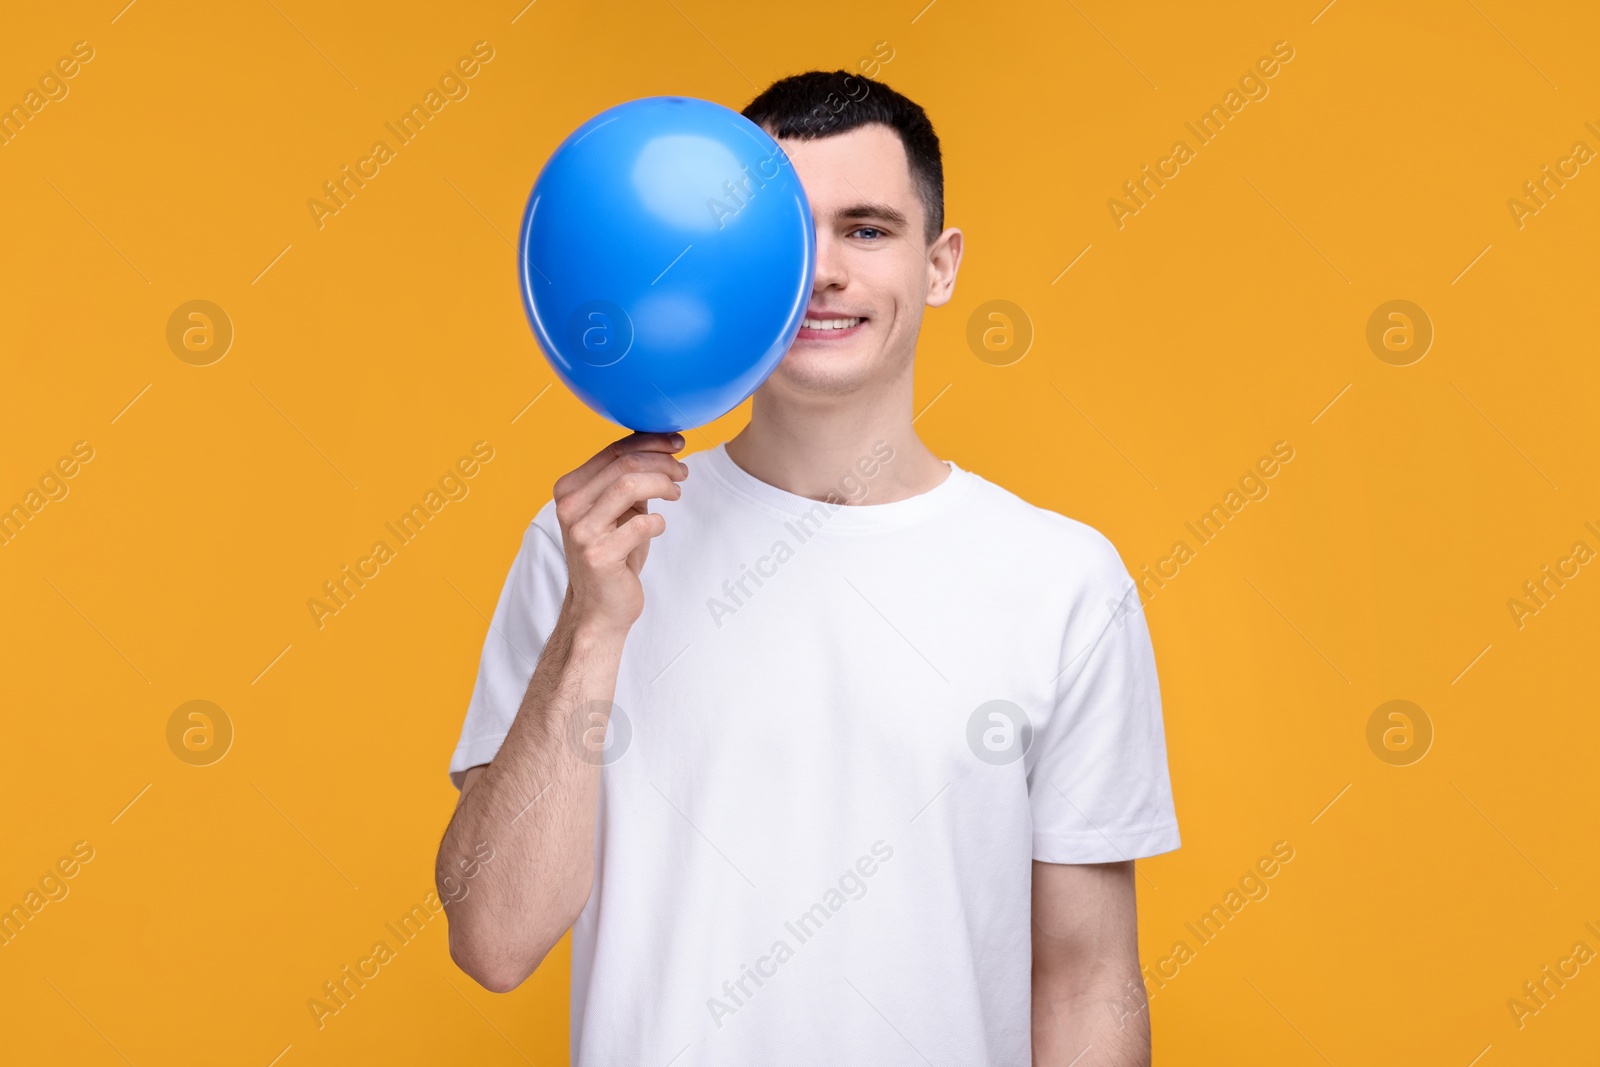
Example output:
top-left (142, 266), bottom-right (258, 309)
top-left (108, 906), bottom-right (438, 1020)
top-left (699, 441), bottom-right (974, 530)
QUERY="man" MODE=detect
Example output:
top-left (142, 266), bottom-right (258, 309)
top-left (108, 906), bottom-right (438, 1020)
top-left (436, 70), bottom-right (1180, 1066)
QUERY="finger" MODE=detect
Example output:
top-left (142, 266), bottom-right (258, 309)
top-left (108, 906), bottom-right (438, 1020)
top-left (555, 432), bottom-right (684, 501)
top-left (561, 449), bottom-right (687, 527)
top-left (595, 510), bottom-right (667, 564)
top-left (570, 470), bottom-right (681, 544)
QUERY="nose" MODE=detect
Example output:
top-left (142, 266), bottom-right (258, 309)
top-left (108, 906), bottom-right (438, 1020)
top-left (811, 223), bottom-right (846, 293)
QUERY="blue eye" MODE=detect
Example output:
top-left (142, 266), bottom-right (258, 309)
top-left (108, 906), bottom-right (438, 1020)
top-left (852, 227), bottom-right (885, 239)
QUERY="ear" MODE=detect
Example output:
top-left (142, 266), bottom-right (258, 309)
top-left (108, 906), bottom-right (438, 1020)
top-left (925, 227), bottom-right (963, 308)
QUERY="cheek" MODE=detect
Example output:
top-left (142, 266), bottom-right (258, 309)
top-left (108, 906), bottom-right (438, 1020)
top-left (880, 267), bottom-right (929, 340)
top-left (856, 255), bottom-right (915, 326)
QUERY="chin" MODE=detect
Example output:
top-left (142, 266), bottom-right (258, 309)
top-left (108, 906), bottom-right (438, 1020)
top-left (767, 349), bottom-right (876, 399)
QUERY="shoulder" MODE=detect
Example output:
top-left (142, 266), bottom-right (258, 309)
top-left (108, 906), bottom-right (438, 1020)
top-left (963, 473), bottom-right (1134, 595)
top-left (523, 497), bottom-right (567, 561)
top-left (962, 474), bottom-right (1148, 655)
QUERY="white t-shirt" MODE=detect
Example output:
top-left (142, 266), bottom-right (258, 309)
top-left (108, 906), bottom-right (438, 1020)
top-left (450, 441), bottom-right (1180, 1066)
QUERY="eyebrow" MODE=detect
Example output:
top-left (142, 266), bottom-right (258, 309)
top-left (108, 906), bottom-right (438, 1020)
top-left (834, 201), bottom-right (910, 229)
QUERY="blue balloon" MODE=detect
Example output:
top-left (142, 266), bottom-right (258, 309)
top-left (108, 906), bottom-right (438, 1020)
top-left (518, 96), bottom-right (816, 433)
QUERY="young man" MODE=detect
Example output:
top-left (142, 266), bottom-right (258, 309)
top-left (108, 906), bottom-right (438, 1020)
top-left (437, 70), bottom-right (1179, 1066)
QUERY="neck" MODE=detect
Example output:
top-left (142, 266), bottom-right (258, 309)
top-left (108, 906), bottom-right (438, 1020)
top-left (724, 358), bottom-right (950, 505)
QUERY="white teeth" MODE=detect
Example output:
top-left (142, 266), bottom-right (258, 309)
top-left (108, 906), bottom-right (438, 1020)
top-left (802, 317), bottom-right (862, 330)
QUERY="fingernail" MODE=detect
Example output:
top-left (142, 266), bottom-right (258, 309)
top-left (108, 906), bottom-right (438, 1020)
top-left (671, 434), bottom-right (685, 448)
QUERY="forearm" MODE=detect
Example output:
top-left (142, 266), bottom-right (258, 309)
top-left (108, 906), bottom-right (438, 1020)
top-left (1032, 963), bottom-right (1151, 1067)
top-left (436, 591), bottom-right (627, 991)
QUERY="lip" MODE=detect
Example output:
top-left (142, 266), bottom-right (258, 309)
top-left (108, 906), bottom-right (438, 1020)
top-left (795, 313), bottom-right (869, 343)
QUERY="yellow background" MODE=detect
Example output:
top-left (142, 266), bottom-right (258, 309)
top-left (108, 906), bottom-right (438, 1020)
top-left (2, 0), bottom-right (1596, 1063)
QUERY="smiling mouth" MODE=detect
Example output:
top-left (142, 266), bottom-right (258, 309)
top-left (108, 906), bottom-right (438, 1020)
top-left (796, 316), bottom-right (867, 341)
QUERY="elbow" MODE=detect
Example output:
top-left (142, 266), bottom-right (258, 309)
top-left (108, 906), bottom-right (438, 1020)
top-left (446, 893), bottom-right (587, 994)
top-left (449, 931), bottom-right (546, 994)
top-left (439, 860), bottom-right (594, 993)
top-left (460, 957), bottom-right (534, 995)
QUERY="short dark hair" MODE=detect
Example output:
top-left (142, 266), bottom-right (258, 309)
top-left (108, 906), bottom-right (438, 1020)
top-left (742, 71), bottom-right (944, 245)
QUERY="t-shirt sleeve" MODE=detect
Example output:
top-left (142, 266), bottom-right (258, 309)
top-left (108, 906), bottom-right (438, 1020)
top-left (1026, 535), bottom-right (1181, 864)
top-left (447, 501), bottom-right (569, 789)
